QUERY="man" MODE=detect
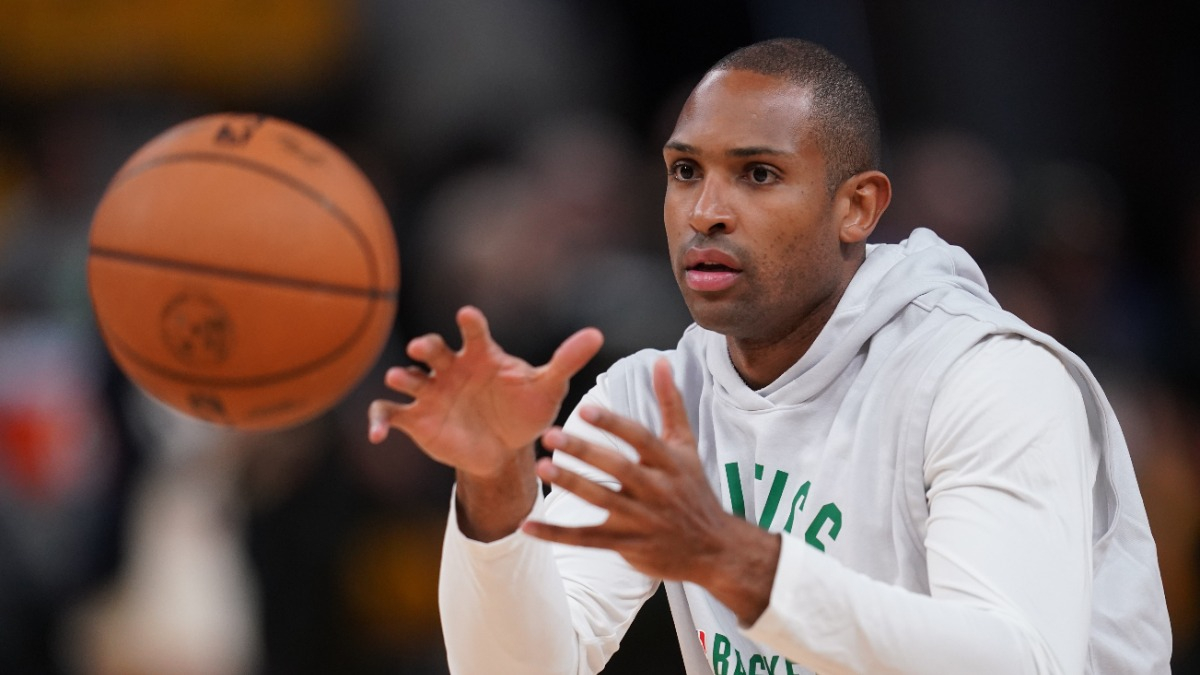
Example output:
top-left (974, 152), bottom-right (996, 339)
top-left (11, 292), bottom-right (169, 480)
top-left (368, 38), bottom-right (1171, 674)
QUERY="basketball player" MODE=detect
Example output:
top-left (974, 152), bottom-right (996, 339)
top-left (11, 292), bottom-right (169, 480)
top-left (368, 38), bottom-right (1171, 674)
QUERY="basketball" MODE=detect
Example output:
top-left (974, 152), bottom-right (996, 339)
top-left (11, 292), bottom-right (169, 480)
top-left (87, 113), bottom-right (399, 431)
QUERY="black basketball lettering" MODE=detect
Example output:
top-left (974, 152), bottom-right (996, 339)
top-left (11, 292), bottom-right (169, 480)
top-left (213, 114), bottom-right (267, 146)
top-left (188, 391), bottom-right (228, 421)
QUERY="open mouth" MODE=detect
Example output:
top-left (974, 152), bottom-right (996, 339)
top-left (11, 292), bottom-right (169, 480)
top-left (689, 261), bottom-right (736, 273)
top-left (684, 259), bottom-right (741, 292)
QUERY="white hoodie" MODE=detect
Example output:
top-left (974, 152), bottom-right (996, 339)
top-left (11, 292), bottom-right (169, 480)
top-left (439, 228), bottom-right (1171, 674)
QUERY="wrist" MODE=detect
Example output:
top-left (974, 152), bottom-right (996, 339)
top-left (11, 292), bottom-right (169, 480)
top-left (699, 520), bottom-right (781, 625)
top-left (455, 446), bottom-right (539, 542)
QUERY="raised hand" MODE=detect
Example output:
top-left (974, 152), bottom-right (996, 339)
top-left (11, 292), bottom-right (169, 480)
top-left (368, 306), bottom-right (603, 479)
top-left (522, 358), bottom-right (781, 624)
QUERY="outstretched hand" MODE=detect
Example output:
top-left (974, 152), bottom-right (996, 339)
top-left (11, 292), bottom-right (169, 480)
top-left (368, 306), bottom-right (604, 479)
top-left (522, 358), bottom-right (781, 624)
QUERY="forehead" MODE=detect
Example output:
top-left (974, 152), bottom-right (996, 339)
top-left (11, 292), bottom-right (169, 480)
top-left (668, 69), bottom-right (816, 154)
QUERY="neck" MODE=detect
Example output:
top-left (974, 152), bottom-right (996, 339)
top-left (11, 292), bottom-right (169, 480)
top-left (725, 252), bottom-right (861, 390)
top-left (725, 298), bottom-right (836, 390)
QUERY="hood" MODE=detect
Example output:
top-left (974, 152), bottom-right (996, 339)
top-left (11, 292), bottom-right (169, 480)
top-left (704, 228), bottom-right (999, 408)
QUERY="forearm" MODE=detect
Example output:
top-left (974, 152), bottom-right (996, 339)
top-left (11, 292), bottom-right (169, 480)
top-left (454, 444), bottom-right (539, 542)
top-left (749, 536), bottom-right (1063, 674)
top-left (440, 489), bottom-right (582, 674)
top-left (440, 486), bottom-right (659, 675)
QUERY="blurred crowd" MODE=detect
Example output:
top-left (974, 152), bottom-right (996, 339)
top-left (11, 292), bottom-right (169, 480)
top-left (0, 1), bottom-right (1196, 674)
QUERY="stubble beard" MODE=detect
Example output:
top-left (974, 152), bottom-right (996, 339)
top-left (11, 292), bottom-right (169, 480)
top-left (679, 263), bottom-right (845, 353)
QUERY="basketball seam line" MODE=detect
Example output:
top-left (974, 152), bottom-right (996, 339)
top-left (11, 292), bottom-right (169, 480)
top-left (107, 149), bottom-right (393, 293)
top-left (89, 245), bottom-right (398, 300)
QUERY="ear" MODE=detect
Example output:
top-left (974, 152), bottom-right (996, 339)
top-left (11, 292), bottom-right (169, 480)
top-left (835, 170), bottom-right (891, 244)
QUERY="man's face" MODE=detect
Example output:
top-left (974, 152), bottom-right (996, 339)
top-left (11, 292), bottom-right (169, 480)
top-left (663, 69), bottom-right (848, 344)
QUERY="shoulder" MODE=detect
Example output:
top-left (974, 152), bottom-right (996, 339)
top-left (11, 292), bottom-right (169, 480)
top-left (605, 323), bottom-right (709, 383)
top-left (926, 334), bottom-right (1091, 475)
top-left (941, 334), bottom-right (1077, 398)
top-left (934, 334), bottom-right (1084, 429)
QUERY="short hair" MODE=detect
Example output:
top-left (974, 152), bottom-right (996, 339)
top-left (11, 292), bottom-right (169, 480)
top-left (711, 38), bottom-right (881, 193)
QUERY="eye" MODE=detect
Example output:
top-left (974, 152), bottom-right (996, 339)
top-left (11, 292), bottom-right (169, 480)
top-left (747, 165), bottom-right (779, 185)
top-left (669, 161), bottom-right (698, 181)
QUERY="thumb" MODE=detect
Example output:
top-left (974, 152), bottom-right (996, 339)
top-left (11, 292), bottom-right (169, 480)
top-left (543, 327), bottom-right (604, 383)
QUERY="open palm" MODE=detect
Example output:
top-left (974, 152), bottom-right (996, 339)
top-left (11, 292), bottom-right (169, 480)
top-left (369, 306), bottom-right (603, 478)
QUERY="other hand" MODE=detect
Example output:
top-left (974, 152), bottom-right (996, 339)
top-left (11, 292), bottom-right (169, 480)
top-left (523, 358), bottom-right (781, 624)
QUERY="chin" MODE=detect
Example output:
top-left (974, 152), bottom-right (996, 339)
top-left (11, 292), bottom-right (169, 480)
top-left (684, 300), bottom-right (747, 337)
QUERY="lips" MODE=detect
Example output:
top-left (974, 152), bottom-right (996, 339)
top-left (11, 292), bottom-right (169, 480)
top-left (683, 247), bottom-right (742, 292)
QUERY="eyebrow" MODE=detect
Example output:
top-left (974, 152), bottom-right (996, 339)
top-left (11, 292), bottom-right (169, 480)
top-left (663, 140), bottom-right (788, 158)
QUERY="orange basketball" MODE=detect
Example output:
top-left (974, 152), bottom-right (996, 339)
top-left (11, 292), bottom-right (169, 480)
top-left (87, 113), bottom-right (399, 431)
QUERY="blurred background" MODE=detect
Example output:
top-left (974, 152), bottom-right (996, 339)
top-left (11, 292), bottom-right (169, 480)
top-left (0, 1), bottom-right (1196, 673)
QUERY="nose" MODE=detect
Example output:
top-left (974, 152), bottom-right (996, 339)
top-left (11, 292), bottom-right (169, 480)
top-left (689, 177), bottom-right (735, 235)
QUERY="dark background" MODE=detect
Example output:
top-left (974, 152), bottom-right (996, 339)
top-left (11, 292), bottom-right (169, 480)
top-left (0, 1), bottom-right (1196, 673)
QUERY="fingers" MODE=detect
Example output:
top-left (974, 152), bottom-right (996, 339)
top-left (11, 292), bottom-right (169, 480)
top-left (456, 305), bottom-right (493, 353)
top-left (652, 358), bottom-right (695, 446)
top-left (407, 333), bottom-right (453, 372)
top-left (405, 307), bottom-right (493, 372)
top-left (573, 404), bottom-right (677, 469)
top-left (526, 455), bottom-right (643, 548)
top-left (534, 456), bottom-right (630, 512)
top-left (383, 365), bottom-right (428, 397)
top-left (521, 520), bottom-right (615, 549)
top-left (559, 360), bottom-right (691, 470)
top-left (410, 308), bottom-right (598, 386)
top-left (541, 427), bottom-right (648, 492)
top-left (543, 327), bottom-right (604, 382)
top-left (367, 399), bottom-right (403, 444)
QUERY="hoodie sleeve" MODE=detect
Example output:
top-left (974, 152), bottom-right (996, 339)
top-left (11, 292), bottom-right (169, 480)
top-left (742, 335), bottom-right (1097, 674)
top-left (438, 379), bottom-right (660, 675)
